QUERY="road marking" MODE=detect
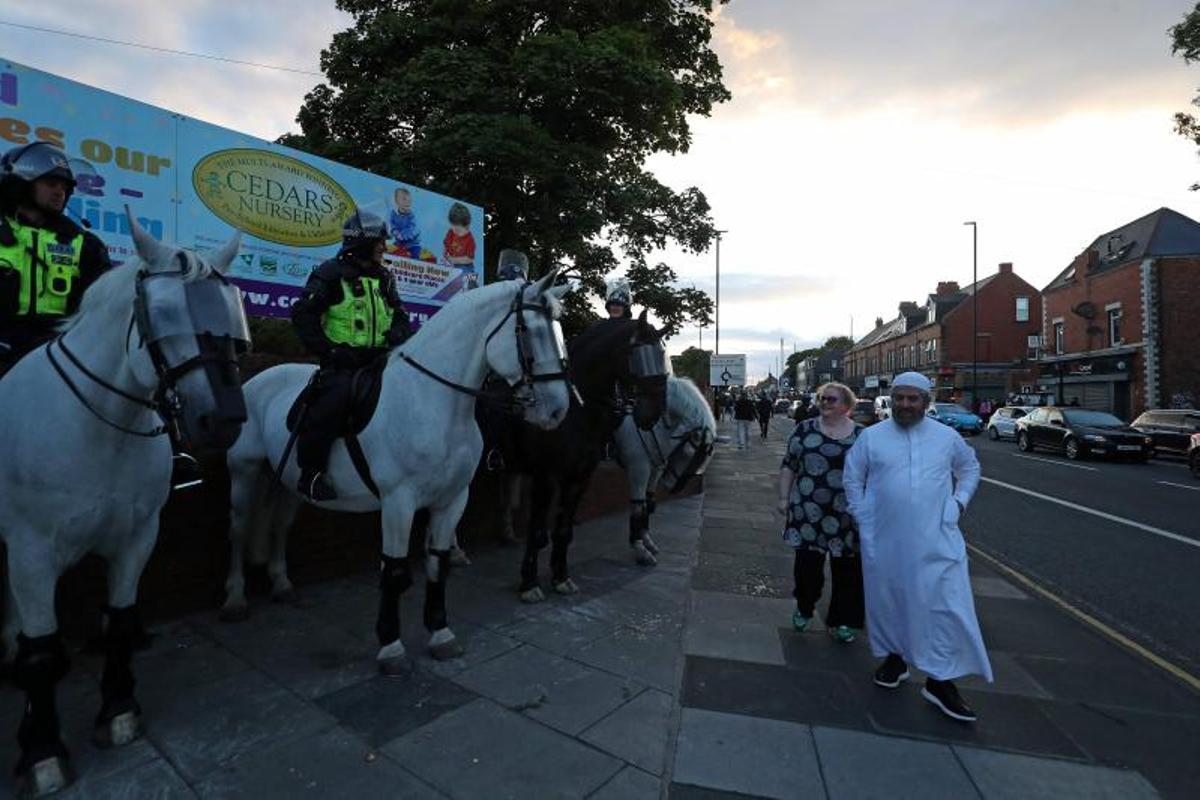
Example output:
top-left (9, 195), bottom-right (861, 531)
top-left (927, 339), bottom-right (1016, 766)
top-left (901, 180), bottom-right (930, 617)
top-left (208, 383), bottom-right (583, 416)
top-left (980, 476), bottom-right (1198, 549)
top-left (1158, 480), bottom-right (1200, 493)
top-left (1010, 453), bottom-right (1097, 471)
top-left (967, 544), bottom-right (1200, 695)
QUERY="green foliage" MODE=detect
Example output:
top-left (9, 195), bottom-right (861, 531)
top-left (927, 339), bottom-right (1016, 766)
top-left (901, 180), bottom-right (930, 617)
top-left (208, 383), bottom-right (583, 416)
top-left (823, 335), bottom-right (854, 353)
top-left (671, 345), bottom-right (711, 386)
top-left (1171, 3), bottom-right (1200, 189)
top-left (283, 0), bottom-right (727, 337)
top-left (247, 317), bottom-right (306, 357)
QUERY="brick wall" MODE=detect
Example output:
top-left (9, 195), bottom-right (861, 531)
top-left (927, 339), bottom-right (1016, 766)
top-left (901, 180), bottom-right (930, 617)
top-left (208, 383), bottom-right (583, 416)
top-left (1042, 261), bottom-right (1143, 354)
top-left (1157, 257), bottom-right (1200, 408)
top-left (942, 267), bottom-right (1043, 364)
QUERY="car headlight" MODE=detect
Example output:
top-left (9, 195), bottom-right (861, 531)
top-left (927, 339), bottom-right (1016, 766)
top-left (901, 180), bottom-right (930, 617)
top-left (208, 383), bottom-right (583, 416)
top-left (1144, 436), bottom-right (1154, 444)
top-left (1083, 434), bottom-right (1107, 443)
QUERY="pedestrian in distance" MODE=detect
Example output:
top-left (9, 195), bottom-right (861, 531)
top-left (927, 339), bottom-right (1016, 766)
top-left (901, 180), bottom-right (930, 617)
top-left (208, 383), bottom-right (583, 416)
top-left (776, 382), bottom-right (864, 643)
top-left (843, 371), bottom-right (991, 722)
top-left (724, 393), bottom-right (735, 421)
top-left (755, 393), bottom-right (773, 439)
top-left (733, 391), bottom-right (756, 449)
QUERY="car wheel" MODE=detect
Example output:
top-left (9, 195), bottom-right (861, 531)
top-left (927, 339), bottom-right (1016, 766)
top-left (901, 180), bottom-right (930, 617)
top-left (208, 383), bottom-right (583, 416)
top-left (1017, 431), bottom-right (1032, 452)
top-left (987, 427), bottom-right (999, 441)
top-left (1064, 437), bottom-right (1081, 460)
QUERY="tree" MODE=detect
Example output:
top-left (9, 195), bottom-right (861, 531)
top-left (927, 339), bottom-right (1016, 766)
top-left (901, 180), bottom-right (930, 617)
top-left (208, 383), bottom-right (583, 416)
top-left (823, 335), bottom-right (854, 353)
top-left (1171, 4), bottom-right (1200, 189)
top-left (282, 0), bottom-right (727, 336)
top-left (670, 346), bottom-right (710, 387)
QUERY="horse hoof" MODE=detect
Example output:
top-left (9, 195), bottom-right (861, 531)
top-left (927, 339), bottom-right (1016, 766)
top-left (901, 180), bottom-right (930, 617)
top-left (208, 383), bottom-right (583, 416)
top-left (520, 587), bottom-right (546, 604)
top-left (449, 549), bottom-right (472, 567)
top-left (16, 756), bottom-right (72, 798)
top-left (553, 579), bottom-right (579, 595)
top-left (429, 638), bottom-right (465, 661)
top-left (93, 710), bottom-right (143, 748)
top-left (218, 604), bottom-right (250, 623)
top-left (633, 546), bottom-right (658, 567)
top-left (377, 654), bottom-right (414, 677)
top-left (271, 588), bottom-right (299, 605)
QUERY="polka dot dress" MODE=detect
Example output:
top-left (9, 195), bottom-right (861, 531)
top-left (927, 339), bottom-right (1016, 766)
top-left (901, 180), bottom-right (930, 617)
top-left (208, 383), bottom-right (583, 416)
top-left (782, 418), bottom-right (862, 554)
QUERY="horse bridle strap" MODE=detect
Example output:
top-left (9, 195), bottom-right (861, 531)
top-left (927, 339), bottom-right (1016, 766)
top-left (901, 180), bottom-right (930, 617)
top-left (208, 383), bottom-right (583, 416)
top-left (398, 353), bottom-right (487, 400)
top-left (45, 336), bottom-right (167, 437)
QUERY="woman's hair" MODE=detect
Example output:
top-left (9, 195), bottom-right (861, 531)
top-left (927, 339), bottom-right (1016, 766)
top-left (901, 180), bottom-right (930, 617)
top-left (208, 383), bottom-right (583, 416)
top-left (816, 381), bottom-right (857, 409)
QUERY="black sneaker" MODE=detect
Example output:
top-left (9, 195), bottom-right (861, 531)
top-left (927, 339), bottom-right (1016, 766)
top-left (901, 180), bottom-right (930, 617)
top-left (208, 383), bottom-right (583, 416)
top-left (921, 679), bottom-right (977, 722)
top-left (298, 470), bottom-right (337, 501)
top-left (873, 654), bottom-right (909, 688)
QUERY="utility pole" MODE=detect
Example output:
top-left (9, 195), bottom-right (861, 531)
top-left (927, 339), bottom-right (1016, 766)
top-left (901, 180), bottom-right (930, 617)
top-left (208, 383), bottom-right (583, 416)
top-left (714, 230), bottom-right (726, 354)
top-left (964, 221), bottom-right (978, 404)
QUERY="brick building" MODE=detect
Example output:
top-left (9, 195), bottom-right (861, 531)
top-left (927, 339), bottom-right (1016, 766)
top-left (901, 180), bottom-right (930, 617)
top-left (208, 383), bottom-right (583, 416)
top-left (795, 348), bottom-right (847, 391)
top-left (844, 263), bottom-right (1042, 403)
top-left (1039, 207), bottom-right (1200, 418)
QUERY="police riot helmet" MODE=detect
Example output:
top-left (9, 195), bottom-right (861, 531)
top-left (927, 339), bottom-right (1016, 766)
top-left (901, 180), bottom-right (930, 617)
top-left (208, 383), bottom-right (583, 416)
top-left (341, 208), bottom-right (388, 254)
top-left (497, 248), bottom-right (529, 281)
top-left (0, 142), bottom-right (78, 188)
top-left (448, 202), bottom-right (471, 227)
top-left (605, 276), bottom-right (632, 308)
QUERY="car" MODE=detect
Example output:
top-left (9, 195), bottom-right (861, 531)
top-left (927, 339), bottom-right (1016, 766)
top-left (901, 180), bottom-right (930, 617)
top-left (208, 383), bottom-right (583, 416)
top-left (1130, 409), bottom-right (1200, 459)
top-left (1014, 406), bottom-right (1154, 461)
top-left (985, 406), bottom-right (1034, 441)
top-left (926, 403), bottom-right (984, 436)
top-left (1190, 433), bottom-right (1200, 478)
top-left (874, 395), bottom-right (892, 421)
top-left (774, 399), bottom-right (791, 414)
top-left (850, 400), bottom-right (877, 427)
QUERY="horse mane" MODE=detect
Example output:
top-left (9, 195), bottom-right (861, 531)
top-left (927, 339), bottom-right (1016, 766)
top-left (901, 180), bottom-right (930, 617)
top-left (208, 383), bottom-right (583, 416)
top-left (667, 375), bottom-right (716, 429)
top-left (58, 249), bottom-right (218, 333)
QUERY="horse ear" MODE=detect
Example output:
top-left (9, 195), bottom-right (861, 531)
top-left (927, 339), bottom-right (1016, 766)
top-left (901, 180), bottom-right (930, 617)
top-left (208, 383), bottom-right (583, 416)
top-left (210, 230), bottom-right (243, 275)
top-left (638, 308), bottom-right (648, 324)
top-left (547, 283), bottom-right (573, 300)
top-left (530, 265), bottom-right (560, 295)
top-left (125, 205), bottom-right (174, 269)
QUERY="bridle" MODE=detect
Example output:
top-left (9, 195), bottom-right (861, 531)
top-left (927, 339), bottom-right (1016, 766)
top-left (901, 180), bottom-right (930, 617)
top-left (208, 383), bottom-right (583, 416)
top-left (635, 419), bottom-right (715, 492)
top-left (399, 280), bottom-right (573, 406)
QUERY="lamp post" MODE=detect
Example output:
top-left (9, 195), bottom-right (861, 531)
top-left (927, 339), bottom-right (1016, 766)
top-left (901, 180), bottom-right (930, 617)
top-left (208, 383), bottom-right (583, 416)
top-left (714, 229), bottom-right (726, 355)
top-left (963, 221), bottom-right (978, 405)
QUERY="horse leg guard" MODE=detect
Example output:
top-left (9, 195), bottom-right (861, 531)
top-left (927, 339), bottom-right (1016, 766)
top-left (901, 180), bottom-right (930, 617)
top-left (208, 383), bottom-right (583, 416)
top-left (424, 550), bottom-right (463, 660)
top-left (94, 606), bottom-right (144, 748)
top-left (550, 523), bottom-right (575, 588)
top-left (519, 526), bottom-right (548, 597)
top-left (629, 502), bottom-right (658, 566)
top-left (646, 491), bottom-right (657, 516)
top-left (13, 633), bottom-right (72, 794)
top-left (375, 555), bottom-right (411, 648)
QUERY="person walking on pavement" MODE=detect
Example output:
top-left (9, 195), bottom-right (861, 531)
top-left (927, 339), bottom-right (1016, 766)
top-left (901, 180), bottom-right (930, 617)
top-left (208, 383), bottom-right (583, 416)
top-left (290, 209), bottom-right (412, 501)
top-left (776, 382), bottom-right (864, 643)
top-left (755, 393), bottom-right (773, 439)
top-left (843, 371), bottom-right (991, 722)
top-left (724, 393), bottom-right (735, 421)
top-left (733, 390), bottom-right (755, 449)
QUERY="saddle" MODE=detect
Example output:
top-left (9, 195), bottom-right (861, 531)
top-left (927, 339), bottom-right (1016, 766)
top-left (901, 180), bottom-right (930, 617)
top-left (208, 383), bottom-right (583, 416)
top-left (286, 358), bottom-right (385, 435)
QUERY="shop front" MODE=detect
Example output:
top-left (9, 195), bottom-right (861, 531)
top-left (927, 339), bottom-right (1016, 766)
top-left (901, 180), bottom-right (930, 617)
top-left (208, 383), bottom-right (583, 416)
top-left (1038, 349), bottom-right (1140, 420)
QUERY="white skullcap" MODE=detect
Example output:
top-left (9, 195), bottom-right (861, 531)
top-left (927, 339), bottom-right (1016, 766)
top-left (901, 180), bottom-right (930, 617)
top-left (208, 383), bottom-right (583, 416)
top-left (892, 371), bottom-right (932, 393)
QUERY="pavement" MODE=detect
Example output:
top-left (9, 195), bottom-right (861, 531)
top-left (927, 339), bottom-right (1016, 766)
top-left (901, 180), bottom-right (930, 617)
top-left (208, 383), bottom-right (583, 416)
top-left (0, 414), bottom-right (1195, 798)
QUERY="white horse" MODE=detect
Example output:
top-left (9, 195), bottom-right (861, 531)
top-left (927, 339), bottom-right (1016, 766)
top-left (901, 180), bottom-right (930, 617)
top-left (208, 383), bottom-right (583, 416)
top-left (222, 270), bottom-right (572, 673)
top-left (0, 219), bottom-right (247, 797)
top-left (613, 376), bottom-right (717, 562)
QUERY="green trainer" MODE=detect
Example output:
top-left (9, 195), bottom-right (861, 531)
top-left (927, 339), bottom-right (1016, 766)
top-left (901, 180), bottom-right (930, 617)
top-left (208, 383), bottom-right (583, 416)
top-left (791, 611), bottom-right (810, 632)
top-left (830, 625), bottom-right (856, 644)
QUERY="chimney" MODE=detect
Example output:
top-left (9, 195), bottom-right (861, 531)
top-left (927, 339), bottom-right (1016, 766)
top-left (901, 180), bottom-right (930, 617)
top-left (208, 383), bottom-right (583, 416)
top-left (874, 316), bottom-right (883, 329)
top-left (998, 262), bottom-right (1012, 275)
top-left (898, 301), bottom-right (919, 315)
top-left (936, 281), bottom-right (960, 295)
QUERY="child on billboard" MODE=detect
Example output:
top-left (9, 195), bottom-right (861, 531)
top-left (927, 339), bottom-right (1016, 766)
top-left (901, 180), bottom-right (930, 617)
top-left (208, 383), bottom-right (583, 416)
top-left (442, 202), bottom-right (477, 289)
top-left (388, 186), bottom-right (434, 261)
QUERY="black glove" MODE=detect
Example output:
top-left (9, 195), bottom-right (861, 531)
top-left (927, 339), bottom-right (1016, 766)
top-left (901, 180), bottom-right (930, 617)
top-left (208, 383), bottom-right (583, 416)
top-left (325, 346), bottom-right (358, 369)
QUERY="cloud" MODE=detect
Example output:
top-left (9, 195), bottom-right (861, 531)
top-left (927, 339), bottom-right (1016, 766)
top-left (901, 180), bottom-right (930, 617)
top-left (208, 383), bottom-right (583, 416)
top-left (687, 271), bottom-right (836, 304)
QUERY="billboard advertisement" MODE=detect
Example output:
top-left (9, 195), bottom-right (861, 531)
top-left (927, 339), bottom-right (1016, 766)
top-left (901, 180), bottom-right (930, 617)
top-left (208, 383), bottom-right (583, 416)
top-left (0, 59), bottom-right (484, 325)
top-left (710, 354), bottom-right (747, 387)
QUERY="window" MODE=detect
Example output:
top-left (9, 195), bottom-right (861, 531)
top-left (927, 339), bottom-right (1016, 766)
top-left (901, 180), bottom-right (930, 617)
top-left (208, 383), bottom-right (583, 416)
top-left (1015, 297), bottom-right (1030, 322)
top-left (1028, 409), bottom-right (1047, 424)
top-left (1053, 321), bottom-right (1065, 354)
top-left (831, 359), bottom-right (838, 368)
top-left (1107, 306), bottom-right (1122, 346)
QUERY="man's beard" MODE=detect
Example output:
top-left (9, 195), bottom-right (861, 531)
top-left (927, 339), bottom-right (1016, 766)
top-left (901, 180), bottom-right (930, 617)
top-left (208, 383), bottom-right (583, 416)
top-left (893, 407), bottom-right (925, 428)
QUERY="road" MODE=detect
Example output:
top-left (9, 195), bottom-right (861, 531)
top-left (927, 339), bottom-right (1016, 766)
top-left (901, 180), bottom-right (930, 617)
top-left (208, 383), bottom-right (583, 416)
top-left (961, 430), bottom-right (1200, 677)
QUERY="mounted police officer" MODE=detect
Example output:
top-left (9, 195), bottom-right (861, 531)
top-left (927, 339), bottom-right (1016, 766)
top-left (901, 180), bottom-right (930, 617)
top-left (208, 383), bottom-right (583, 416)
top-left (0, 142), bottom-right (112, 377)
top-left (604, 277), bottom-right (633, 320)
top-left (495, 248), bottom-right (529, 282)
top-left (291, 209), bottom-right (412, 501)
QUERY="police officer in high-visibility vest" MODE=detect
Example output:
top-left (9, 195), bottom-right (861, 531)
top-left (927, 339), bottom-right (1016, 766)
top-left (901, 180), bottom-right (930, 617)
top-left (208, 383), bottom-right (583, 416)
top-left (0, 142), bottom-right (112, 376)
top-left (291, 209), bottom-right (412, 501)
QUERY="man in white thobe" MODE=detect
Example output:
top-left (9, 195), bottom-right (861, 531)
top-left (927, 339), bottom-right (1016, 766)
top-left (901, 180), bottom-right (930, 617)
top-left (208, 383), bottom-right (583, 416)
top-left (844, 371), bottom-right (992, 722)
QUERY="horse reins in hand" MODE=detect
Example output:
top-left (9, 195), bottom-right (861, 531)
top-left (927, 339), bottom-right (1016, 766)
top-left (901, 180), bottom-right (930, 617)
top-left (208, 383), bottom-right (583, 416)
top-left (45, 333), bottom-right (167, 437)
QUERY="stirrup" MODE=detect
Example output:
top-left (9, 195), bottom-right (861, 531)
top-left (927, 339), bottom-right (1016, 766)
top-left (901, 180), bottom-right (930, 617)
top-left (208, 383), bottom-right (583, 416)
top-left (299, 471), bottom-right (337, 501)
top-left (485, 448), bottom-right (505, 472)
top-left (171, 452), bottom-right (204, 491)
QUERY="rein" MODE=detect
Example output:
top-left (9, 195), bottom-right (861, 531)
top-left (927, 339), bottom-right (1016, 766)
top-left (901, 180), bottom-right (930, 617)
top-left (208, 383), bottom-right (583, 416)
top-left (44, 333), bottom-right (167, 438)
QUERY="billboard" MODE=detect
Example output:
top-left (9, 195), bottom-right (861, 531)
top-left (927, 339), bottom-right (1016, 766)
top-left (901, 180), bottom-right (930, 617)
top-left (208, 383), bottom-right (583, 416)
top-left (0, 59), bottom-right (485, 325)
top-left (710, 354), bottom-right (747, 387)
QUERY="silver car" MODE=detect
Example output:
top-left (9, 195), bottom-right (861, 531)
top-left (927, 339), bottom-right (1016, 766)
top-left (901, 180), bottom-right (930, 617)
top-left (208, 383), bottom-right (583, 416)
top-left (986, 406), bottom-right (1035, 440)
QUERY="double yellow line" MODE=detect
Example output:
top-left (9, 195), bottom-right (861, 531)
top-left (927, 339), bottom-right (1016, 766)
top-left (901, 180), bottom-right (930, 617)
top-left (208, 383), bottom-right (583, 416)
top-left (968, 544), bottom-right (1200, 695)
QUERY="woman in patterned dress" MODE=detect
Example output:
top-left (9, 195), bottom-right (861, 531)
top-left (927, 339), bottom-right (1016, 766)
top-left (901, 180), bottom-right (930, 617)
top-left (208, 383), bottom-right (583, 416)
top-left (775, 382), bottom-right (865, 643)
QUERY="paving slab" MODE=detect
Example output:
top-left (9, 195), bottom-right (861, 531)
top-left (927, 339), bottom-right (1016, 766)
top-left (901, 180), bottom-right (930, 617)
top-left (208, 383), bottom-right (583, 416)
top-left (580, 688), bottom-right (674, 774)
top-left (684, 618), bottom-right (786, 665)
top-left (316, 671), bottom-right (478, 747)
top-left (970, 576), bottom-right (1030, 600)
top-left (958, 651), bottom-right (1052, 699)
top-left (812, 726), bottom-right (979, 800)
top-left (496, 606), bottom-right (622, 657)
top-left (672, 708), bottom-right (825, 800)
top-left (573, 624), bottom-right (681, 692)
top-left (383, 698), bottom-right (622, 799)
top-left (588, 766), bottom-right (661, 800)
top-left (56, 757), bottom-right (199, 800)
top-left (953, 745), bottom-right (1160, 800)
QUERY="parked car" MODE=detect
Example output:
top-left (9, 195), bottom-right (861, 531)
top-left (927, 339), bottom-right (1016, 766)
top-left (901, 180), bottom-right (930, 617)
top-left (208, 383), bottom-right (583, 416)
top-left (1015, 406), bottom-right (1153, 461)
top-left (850, 400), bottom-right (877, 427)
top-left (986, 406), bottom-right (1034, 441)
top-left (1130, 409), bottom-right (1200, 458)
top-left (874, 395), bottom-right (892, 421)
top-left (773, 399), bottom-right (791, 414)
top-left (1190, 433), bottom-right (1200, 478)
top-left (926, 403), bottom-right (983, 436)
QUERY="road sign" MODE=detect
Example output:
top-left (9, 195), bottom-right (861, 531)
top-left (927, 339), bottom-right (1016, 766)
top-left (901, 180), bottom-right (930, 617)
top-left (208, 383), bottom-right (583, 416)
top-left (710, 354), bottom-right (747, 387)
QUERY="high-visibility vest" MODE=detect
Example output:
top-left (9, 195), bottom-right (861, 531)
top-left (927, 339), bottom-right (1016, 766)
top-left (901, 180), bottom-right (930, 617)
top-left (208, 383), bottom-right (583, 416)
top-left (322, 276), bottom-right (394, 348)
top-left (0, 217), bottom-right (83, 317)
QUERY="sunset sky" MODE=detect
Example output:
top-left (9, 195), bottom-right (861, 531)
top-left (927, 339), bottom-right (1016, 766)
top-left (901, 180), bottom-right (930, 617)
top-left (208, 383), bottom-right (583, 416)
top-left (6, 1), bottom-right (1200, 379)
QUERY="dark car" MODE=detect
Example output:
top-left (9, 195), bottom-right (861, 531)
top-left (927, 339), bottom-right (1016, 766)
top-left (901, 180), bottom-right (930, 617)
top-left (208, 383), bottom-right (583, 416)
top-left (1015, 406), bottom-right (1153, 461)
top-left (1130, 409), bottom-right (1200, 459)
top-left (850, 400), bottom-right (877, 427)
top-left (1190, 434), bottom-right (1200, 479)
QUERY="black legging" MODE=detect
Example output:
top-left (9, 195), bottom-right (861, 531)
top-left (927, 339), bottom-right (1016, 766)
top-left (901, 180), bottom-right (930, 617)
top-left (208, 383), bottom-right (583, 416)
top-left (758, 417), bottom-right (769, 437)
top-left (793, 549), bottom-right (864, 628)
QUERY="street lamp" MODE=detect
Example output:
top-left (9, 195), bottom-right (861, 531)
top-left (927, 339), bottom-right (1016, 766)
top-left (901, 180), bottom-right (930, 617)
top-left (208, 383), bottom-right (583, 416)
top-left (963, 221), bottom-right (978, 405)
top-left (714, 229), bottom-right (727, 355)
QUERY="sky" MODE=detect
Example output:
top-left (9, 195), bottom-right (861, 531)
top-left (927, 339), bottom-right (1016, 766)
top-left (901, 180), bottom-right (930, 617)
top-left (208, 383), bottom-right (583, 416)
top-left (5, 0), bottom-right (1200, 380)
